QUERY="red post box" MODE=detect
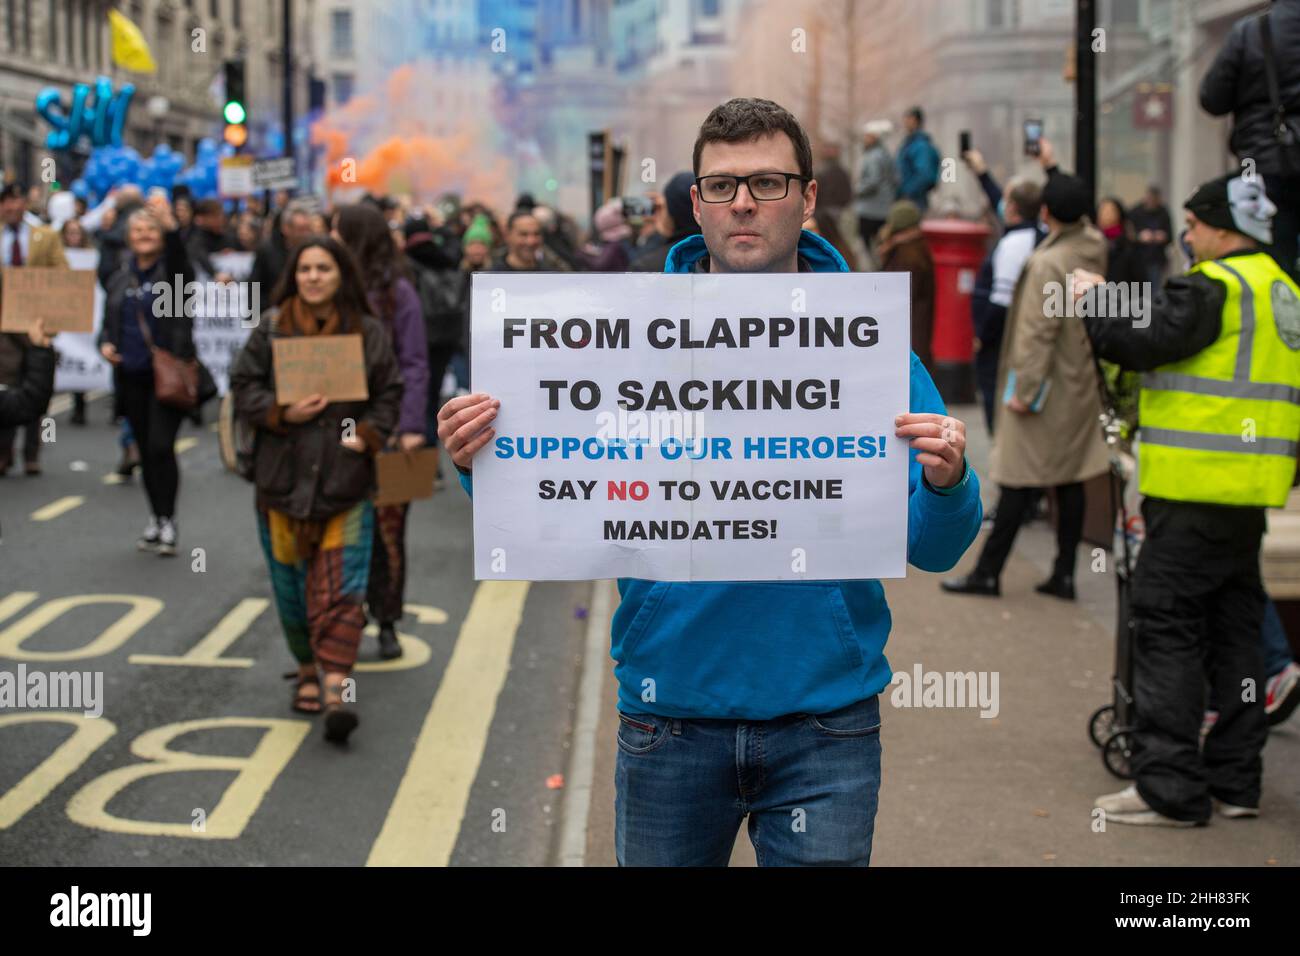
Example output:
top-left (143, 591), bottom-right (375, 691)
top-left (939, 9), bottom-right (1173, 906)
top-left (920, 218), bottom-right (991, 405)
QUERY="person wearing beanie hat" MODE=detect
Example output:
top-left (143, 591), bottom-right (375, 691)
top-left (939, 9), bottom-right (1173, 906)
top-left (576, 198), bottom-right (633, 272)
top-left (630, 171), bottom-right (702, 272)
top-left (1080, 168), bottom-right (1300, 827)
top-left (942, 150), bottom-right (1110, 607)
top-left (877, 199), bottom-right (935, 369)
top-left (855, 120), bottom-right (898, 261)
top-left (461, 213), bottom-right (494, 256)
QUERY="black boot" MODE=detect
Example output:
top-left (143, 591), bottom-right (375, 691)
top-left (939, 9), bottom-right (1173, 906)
top-left (940, 572), bottom-right (1000, 596)
top-left (1034, 575), bottom-right (1076, 600)
top-left (377, 623), bottom-right (402, 660)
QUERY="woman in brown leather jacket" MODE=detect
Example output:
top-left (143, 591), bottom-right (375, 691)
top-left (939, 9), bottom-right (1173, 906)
top-left (229, 235), bottom-right (403, 744)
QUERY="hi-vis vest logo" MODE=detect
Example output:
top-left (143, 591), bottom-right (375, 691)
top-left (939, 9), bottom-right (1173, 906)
top-left (1272, 280), bottom-right (1300, 350)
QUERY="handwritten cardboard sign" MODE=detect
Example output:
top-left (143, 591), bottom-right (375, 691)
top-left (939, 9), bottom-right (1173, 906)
top-left (1, 267), bottom-right (95, 333)
top-left (271, 334), bottom-right (368, 405)
top-left (374, 448), bottom-right (441, 506)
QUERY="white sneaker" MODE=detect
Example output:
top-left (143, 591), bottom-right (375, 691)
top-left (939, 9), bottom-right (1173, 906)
top-left (1266, 662), bottom-right (1300, 726)
top-left (1094, 785), bottom-right (1201, 827)
top-left (137, 516), bottom-right (160, 551)
top-left (1214, 799), bottom-right (1259, 819)
top-left (157, 517), bottom-right (177, 557)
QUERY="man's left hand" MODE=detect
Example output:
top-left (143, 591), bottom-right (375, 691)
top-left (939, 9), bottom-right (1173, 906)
top-left (895, 413), bottom-right (967, 489)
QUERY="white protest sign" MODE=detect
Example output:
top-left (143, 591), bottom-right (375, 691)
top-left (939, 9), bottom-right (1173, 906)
top-left (470, 272), bottom-right (911, 582)
top-left (54, 247), bottom-right (112, 393)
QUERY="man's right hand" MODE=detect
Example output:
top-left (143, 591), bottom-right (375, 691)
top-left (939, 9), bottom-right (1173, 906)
top-left (437, 393), bottom-right (500, 472)
top-left (100, 342), bottom-right (121, 365)
top-left (283, 393), bottom-right (328, 424)
top-left (1037, 137), bottom-right (1056, 170)
top-left (961, 149), bottom-right (987, 175)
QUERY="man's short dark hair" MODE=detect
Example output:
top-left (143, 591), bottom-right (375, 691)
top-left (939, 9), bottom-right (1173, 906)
top-left (0, 183), bottom-right (25, 202)
top-left (1042, 172), bottom-right (1091, 224)
top-left (692, 98), bottom-right (814, 181)
top-left (1008, 180), bottom-right (1043, 222)
top-left (193, 198), bottom-right (223, 218)
top-left (506, 209), bottom-right (538, 231)
top-left (906, 106), bottom-right (925, 127)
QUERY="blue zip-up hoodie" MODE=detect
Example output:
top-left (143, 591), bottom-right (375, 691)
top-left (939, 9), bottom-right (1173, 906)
top-left (460, 230), bottom-right (983, 719)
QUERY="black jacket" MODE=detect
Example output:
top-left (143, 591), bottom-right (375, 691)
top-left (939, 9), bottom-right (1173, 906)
top-left (186, 227), bottom-right (237, 278)
top-left (1080, 253), bottom-right (1256, 373)
top-left (0, 344), bottom-right (54, 428)
top-left (229, 306), bottom-right (404, 520)
top-left (630, 231), bottom-right (700, 273)
top-left (248, 238), bottom-right (289, 299)
top-left (99, 229), bottom-right (197, 361)
top-left (1200, 1), bottom-right (1300, 176)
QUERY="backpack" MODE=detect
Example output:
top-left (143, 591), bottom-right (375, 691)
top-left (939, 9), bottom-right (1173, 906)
top-left (411, 260), bottom-right (466, 347)
top-left (1261, 12), bottom-right (1300, 175)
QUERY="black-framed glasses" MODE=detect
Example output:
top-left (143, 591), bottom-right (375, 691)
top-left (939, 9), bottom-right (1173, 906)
top-left (695, 172), bottom-right (810, 203)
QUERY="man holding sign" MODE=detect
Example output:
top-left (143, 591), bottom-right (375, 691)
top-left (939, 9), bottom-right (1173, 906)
top-left (0, 182), bottom-right (69, 475)
top-left (440, 99), bottom-right (982, 866)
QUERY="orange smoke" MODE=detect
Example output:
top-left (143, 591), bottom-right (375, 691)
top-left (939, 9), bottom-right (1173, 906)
top-left (309, 59), bottom-right (514, 210)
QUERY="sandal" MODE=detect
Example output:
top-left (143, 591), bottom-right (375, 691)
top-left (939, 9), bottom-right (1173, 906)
top-left (321, 675), bottom-right (359, 743)
top-left (287, 668), bottom-right (322, 714)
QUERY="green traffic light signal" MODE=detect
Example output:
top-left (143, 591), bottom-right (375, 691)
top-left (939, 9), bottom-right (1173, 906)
top-left (223, 100), bottom-right (247, 125)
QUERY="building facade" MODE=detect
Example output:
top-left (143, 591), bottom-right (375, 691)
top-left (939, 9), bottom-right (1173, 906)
top-left (0, 0), bottom-right (308, 189)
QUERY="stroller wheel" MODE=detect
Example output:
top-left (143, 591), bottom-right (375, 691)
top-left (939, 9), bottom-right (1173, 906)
top-left (1103, 733), bottom-right (1135, 780)
top-left (1088, 705), bottom-right (1116, 748)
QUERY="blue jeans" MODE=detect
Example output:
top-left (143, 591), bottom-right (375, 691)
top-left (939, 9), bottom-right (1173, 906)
top-left (615, 694), bottom-right (882, 866)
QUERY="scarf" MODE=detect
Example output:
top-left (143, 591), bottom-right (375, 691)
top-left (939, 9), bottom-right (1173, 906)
top-left (280, 293), bottom-right (343, 337)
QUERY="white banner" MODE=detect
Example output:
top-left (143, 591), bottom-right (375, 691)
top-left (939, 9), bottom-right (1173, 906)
top-left (470, 272), bottom-right (911, 582)
top-left (54, 247), bottom-right (111, 393)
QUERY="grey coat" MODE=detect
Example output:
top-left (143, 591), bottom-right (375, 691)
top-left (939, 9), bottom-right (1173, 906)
top-left (854, 143), bottom-right (897, 220)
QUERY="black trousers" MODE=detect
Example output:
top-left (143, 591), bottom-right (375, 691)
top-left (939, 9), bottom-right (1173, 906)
top-left (0, 418), bottom-right (42, 464)
top-left (974, 350), bottom-right (999, 436)
top-left (117, 371), bottom-right (184, 519)
top-left (975, 483), bottom-right (1084, 581)
top-left (857, 217), bottom-right (885, 252)
top-left (1130, 497), bottom-right (1267, 822)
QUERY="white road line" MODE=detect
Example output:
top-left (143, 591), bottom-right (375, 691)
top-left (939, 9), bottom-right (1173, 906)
top-left (558, 578), bottom-right (616, 866)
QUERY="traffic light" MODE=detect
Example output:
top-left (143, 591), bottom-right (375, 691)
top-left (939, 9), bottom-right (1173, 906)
top-left (222, 59), bottom-right (247, 149)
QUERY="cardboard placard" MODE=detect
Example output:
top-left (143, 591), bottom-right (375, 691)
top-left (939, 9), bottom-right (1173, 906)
top-left (374, 448), bottom-right (440, 506)
top-left (1, 267), bottom-right (96, 333)
top-left (272, 334), bottom-right (368, 405)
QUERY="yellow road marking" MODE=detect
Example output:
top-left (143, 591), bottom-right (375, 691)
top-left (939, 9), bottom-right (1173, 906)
top-left (130, 598), bottom-right (268, 668)
top-left (0, 591), bottom-right (39, 625)
top-left (30, 496), bottom-right (84, 521)
top-left (101, 473), bottom-right (125, 485)
top-left (367, 581), bottom-right (529, 866)
top-left (174, 437), bottom-right (198, 454)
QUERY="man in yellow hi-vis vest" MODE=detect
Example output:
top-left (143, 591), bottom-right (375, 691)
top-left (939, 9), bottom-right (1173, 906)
top-left (1078, 171), bottom-right (1299, 826)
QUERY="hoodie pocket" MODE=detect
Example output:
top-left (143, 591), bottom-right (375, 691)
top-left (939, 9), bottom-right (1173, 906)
top-left (616, 581), bottom-right (868, 716)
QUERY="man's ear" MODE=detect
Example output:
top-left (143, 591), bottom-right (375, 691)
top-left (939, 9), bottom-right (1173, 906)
top-left (690, 184), bottom-right (702, 226)
top-left (803, 178), bottom-right (818, 224)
